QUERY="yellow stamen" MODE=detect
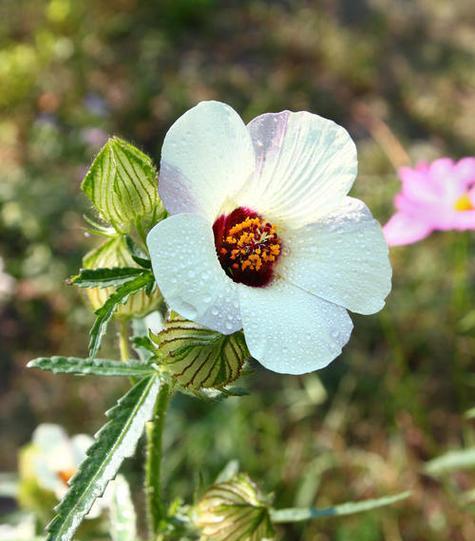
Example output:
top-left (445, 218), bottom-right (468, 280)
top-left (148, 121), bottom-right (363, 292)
top-left (454, 193), bottom-right (474, 212)
top-left (218, 213), bottom-right (282, 279)
top-left (58, 468), bottom-right (76, 485)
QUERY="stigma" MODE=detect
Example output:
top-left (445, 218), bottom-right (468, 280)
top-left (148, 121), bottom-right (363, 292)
top-left (213, 207), bottom-right (282, 287)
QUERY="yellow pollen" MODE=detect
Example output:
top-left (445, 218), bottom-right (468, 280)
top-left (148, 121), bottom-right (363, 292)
top-left (228, 217), bottom-right (260, 236)
top-left (218, 214), bottom-right (282, 275)
top-left (454, 193), bottom-right (474, 212)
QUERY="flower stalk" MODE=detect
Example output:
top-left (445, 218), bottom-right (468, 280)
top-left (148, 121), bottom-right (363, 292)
top-left (118, 319), bottom-right (131, 362)
top-left (145, 381), bottom-right (171, 539)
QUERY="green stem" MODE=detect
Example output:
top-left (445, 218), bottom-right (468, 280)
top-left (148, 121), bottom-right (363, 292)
top-left (118, 319), bottom-right (130, 361)
top-left (451, 231), bottom-right (469, 316)
top-left (145, 382), bottom-right (171, 539)
top-left (450, 232), bottom-right (471, 410)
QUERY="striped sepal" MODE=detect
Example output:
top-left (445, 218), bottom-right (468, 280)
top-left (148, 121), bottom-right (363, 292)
top-left (194, 474), bottom-right (275, 541)
top-left (151, 315), bottom-right (249, 390)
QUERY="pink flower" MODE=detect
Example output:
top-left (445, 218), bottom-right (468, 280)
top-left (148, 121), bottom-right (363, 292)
top-left (383, 158), bottom-right (475, 246)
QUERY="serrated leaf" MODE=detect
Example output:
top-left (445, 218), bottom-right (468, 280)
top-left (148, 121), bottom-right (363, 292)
top-left (83, 236), bottom-right (162, 319)
top-left (70, 267), bottom-right (147, 288)
top-left (425, 448), bottom-right (475, 476)
top-left (46, 376), bottom-right (160, 541)
top-left (195, 474), bottom-right (275, 541)
top-left (27, 356), bottom-right (155, 377)
top-left (81, 137), bottom-right (163, 233)
top-left (89, 272), bottom-right (154, 358)
top-left (110, 475), bottom-right (137, 541)
top-left (270, 491), bottom-right (410, 523)
top-left (151, 315), bottom-right (249, 390)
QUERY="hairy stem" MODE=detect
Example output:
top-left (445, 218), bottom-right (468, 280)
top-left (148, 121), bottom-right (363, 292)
top-left (145, 382), bottom-right (171, 539)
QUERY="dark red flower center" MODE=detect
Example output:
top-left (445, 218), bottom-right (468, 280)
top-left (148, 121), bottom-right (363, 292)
top-left (213, 207), bottom-right (282, 287)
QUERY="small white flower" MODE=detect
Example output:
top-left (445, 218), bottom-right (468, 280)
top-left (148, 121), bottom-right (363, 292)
top-left (147, 101), bottom-right (391, 374)
top-left (30, 424), bottom-right (110, 518)
top-left (0, 516), bottom-right (36, 541)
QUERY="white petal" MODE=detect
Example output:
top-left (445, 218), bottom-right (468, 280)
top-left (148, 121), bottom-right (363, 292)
top-left (236, 111), bottom-right (357, 228)
top-left (147, 213), bottom-right (241, 334)
top-left (159, 101), bottom-right (255, 220)
top-left (239, 280), bottom-right (353, 374)
top-left (32, 425), bottom-right (74, 492)
top-left (33, 424), bottom-right (69, 453)
top-left (71, 434), bottom-right (94, 465)
top-left (278, 197), bottom-right (391, 315)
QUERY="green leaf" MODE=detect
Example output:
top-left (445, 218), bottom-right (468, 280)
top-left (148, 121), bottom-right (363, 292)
top-left (89, 272), bottom-right (154, 358)
top-left (27, 356), bottom-right (155, 377)
top-left (425, 448), bottom-right (475, 476)
top-left (132, 336), bottom-right (157, 364)
top-left (270, 491), bottom-right (410, 523)
top-left (69, 267), bottom-right (147, 288)
top-left (131, 318), bottom-right (161, 362)
top-left (81, 137), bottom-right (163, 233)
top-left (46, 376), bottom-right (160, 541)
top-left (151, 315), bottom-right (249, 390)
top-left (125, 235), bottom-right (152, 268)
top-left (109, 475), bottom-right (137, 541)
top-left (82, 236), bottom-right (162, 320)
top-left (194, 474), bottom-right (275, 541)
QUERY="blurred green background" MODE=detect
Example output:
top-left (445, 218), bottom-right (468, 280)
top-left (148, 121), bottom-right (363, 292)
top-left (1, 1), bottom-right (474, 539)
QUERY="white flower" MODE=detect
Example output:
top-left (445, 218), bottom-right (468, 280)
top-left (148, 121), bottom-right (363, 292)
top-left (30, 424), bottom-right (110, 518)
top-left (0, 516), bottom-right (36, 541)
top-left (147, 101), bottom-right (391, 374)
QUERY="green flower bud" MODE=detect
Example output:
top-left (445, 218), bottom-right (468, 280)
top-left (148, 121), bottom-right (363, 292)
top-left (194, 474), bottom-right (275, 541)
top-left (81, 137), bottom-right (165, 235)
top-left (150, 314), bottom-right (249, 390)
top-left (83, 236), bottom-right (161, 318)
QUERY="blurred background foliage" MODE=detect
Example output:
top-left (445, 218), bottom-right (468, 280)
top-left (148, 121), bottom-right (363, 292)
top-left (0, 0), bottom-right (474, 539)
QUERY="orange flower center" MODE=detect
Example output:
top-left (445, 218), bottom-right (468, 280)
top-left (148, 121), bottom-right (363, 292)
top-left (213, 208), bottom-right (282, 287)
top-left (454, 193), bottom-right (474, 212)
top-left (57, 468), bottom-right (76, 486)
